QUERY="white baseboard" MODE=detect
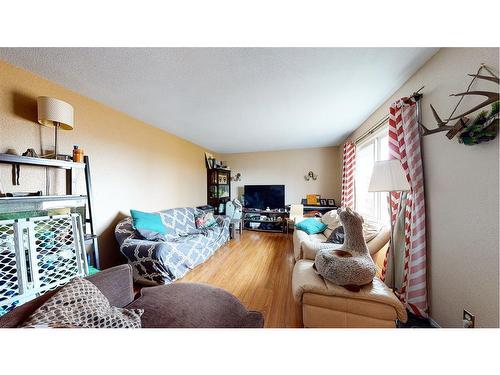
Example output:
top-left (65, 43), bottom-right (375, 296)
top-left (428, 316), bottom-right (441, 328)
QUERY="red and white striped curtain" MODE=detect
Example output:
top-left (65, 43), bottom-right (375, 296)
top-left (385, 97), bottom-right (428, 318)
top-left (340, 142), bottom-right (356, 209)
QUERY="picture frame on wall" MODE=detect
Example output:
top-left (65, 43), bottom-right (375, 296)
top-left (327, 199), bottom-right (335, 207)
top-left (319, 199), bottom-right (327, 206)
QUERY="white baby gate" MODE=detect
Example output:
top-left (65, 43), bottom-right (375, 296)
top-left (0, 214), bottom-right (88, 317)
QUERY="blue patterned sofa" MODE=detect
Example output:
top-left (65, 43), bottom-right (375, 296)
top-left (115, 207), bottom-right (230, 285)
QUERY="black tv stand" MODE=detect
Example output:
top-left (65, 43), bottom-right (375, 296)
top-left (285, 204), bottom-right (338, 215)
top-left (242, 207), bottom-right (288, 233)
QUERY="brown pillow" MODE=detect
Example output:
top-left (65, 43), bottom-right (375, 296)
top-left (21, 277), bottom-right (143, 328)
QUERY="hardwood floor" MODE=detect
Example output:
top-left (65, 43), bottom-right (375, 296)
top-left (177, 230), bottom-right (303, 328)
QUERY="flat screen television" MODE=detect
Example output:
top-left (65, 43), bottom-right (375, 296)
top-left (244, 185), bottom-right (285, 210)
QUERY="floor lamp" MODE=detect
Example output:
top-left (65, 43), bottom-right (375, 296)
top-left (37, 96), bottom-right (74, 159)
top-left (368, 159), bottom-right (410, 289)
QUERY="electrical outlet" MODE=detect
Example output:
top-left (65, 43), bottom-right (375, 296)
top-left (463, 309), bottom-right (475, 328)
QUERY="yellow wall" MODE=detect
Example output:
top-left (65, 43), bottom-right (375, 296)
top-left (219, 146), bottom-right (341, 206)
top-left (343, 48), bottom-right (499, 327)
top-left (0, 59), bottom-right (212, 268)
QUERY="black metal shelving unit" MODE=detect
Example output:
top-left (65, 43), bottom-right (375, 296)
top-left (0, 153), bottom-right (100, 269)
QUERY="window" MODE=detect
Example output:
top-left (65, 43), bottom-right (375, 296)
top-left (355, 124), bottom-right (390, 224)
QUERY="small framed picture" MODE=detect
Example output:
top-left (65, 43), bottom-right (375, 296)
top-left (319, 199), bottom-right (327, 206)
top-left (218, 174), bottom-right (228, 184)
top-left (327, 199), bottom-right (335, 207)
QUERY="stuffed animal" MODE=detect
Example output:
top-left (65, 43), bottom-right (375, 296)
top-left (314, 207), bottom-right (377, 291)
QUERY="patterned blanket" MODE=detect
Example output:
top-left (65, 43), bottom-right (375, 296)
top-left (115, 207), bottom-right (230, 285)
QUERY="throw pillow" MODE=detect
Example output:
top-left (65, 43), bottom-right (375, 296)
top-left (324, 222), bottom-right (382, 244)
top-left (195, 211), bottom-right (217, 229)
top-left (295, 218), bottom-right (328, 235)
top-left (130, 209), bottom-right (167, 240)
top-left (325, 225), bottom-right (345, 244)
top-left (21, 277), bottom-right (143, 328)
top-left (320, 209), bottom-right (341, 230)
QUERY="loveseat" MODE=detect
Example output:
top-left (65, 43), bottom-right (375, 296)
top-left (0, 264), bottom-right (264, 328)
top-left (115, 207), bottom-right (230, 285)
top-left (292, 210), bottom-right (391, 275)
top-left (291, 210), bottom-right (407, 327)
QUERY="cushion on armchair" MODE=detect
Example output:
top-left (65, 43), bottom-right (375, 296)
top-left (295, 218), bottom-right (327, 235)
top-left (321, 210), bottom-right (341, 229)
top-left (320, 210), bottom-right (381, 242)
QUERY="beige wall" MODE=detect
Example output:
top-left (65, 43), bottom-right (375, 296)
top-left (219, 147), bottom-right (341, 206)
top-left (0, 60), bottom-right (212, 269)
top-left (344, 48), bottom-right (499, 327)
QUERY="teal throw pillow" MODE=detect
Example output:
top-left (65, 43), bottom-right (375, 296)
top-left (130, 209), bottom-right (167, 240)
top-left (295, 218), bottom-right (328, 235)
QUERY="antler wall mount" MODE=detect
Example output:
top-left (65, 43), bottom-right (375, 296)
top-left (419, 64), bottom-right (499, 145)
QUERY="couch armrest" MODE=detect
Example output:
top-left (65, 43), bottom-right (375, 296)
top-left (0, 264), bottom-right (135, 327)
top-left (87, 264), bottom-right (135, 308)
top-left (120, 238), bottom-right (178, 284)
top-left (292, 259), bottom-right (327, 302)
top-left (216, 215), bottom-right (231, 230)
top-left (293, 216), bottom-right (305, 224)
top-left (367, 226), bottom-right (391, 256)
top-left (292, 259), bottom-right (407, 323)
top-left (302, 241), bottom-right (341, 260)
top-left (0, 289), bottom-right (58, 328)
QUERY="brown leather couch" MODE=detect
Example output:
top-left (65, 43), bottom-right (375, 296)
top-left (0, 264), bottom-right (264, 328)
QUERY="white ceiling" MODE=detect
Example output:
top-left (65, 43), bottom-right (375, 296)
top-left (0, 48), bottom-right (438, 153)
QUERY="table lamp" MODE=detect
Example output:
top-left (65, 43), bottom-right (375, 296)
top-left (368, 159), bottom-right (410, 288)
top-left (37, 96), bottom-right (74, 159)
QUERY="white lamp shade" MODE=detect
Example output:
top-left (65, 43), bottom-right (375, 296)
top-left (37, 96), bottom-right (74, 130)
top-left (368, 159), bottom-right (410, 192)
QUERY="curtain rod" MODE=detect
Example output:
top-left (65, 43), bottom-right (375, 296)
top-left (355, 115), bottom-right (389, 145)
top-left (354, 86), bottom-right (424, 145)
